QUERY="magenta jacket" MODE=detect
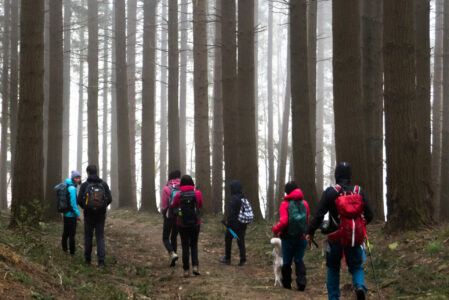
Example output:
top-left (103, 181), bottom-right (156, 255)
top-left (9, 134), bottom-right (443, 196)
top-left (161, 178), bottom-right (181, 218)
top-left (171, 185), bottom-right (204, 226)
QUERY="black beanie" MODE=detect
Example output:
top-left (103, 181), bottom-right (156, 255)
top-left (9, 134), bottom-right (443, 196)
top-left (285, 181), bottom-right (298, 195)
top-left (169, 170), bottom-right (181, 180)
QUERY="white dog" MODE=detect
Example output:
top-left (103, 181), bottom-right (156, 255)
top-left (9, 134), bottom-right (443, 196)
top-left (270, 237), bottom-right (282, 287)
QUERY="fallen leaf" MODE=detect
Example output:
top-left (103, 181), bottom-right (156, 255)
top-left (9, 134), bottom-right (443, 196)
top-left (389, 242), bottom-right (398, 250)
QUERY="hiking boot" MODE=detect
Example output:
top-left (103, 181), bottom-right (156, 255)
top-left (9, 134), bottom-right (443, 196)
top-left (192, 266), bottom-right (200, 276)
top-left (183, 270), bottom-right (190, 278)
top-left (169, 252), bottom-right (178, 267)
top-left (219, 258), bottom-right (231, 265)
top-left (295, 261), bottom-right (306, 291)
top-left (281, 265), bottom-right (292, 289)
top-left (238, 260), bottom-right (246, 267)
top-left (98, 261), bottom-right (106, 268)
top-left (355, 287), bottom-right (365, 300)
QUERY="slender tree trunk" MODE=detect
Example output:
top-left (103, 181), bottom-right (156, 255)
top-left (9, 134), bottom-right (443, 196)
top-left (362, 0), bottom-right (384, 220)
top-left (316, 1), bottom-right (325, 194)
top-left (440, 0), bottom-right (449, 220)
top-left (212, 0), bottom-right (223, 214)
top-left (290, 0), bottom-right (317, 212)
top-left (102, 3), bottom-right (109, 180)
top-left (254, 0), bottom-right (259, 140)
top-left (77, 7), bottom-right (85, 174)
top-left (43, 0), bottom-right (63, 220)
top-left (62, 0), bottom-right (71, 179)
top-left (141, 0), bottom-right (158, 213)
top-left (0, 0), bottom-right (11, 210)
top-left (43, 0), bottom-right (49, 197)
top-left (159, 0), bottom-right (168, 200)
top-left (383, 0), bottom-right (432, 230)
top-left (237, 0), bottom-right (262, 219)
top-left (266, 0), bottom-right (274, 219)
top-left (193, 0), bottom-right (212, 212)
top-left (432, 0), bottom-right (444, 221)
top-left (115, 0), bottom-right (135, 209)
top-left (168, 0), bottom-right (180, 172)
top-left (87, 0), bottom-right (99, 166)
top-left (127, 0), bottom-right (137, 205)
top-left (179, 0), bottom-right (188, 173)
top-left (10, 0), bottom-right (45, 227)
top-left (308, 0), bottom-right (317, 195)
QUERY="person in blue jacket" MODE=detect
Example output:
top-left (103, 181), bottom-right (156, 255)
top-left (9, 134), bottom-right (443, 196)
top-left (62, 171), bottom-right (82, 256)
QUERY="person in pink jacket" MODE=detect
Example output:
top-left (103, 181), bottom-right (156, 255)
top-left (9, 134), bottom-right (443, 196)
top-left (272, 181), bottom-right (310, 291)
top-left (171, 175), bottom-right (203, 278)
top-left (161, 170), bottom-right (181, 267)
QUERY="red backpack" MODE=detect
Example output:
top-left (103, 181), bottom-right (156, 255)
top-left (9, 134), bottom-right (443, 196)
top-left (328, 185), bottom-right (366, 247)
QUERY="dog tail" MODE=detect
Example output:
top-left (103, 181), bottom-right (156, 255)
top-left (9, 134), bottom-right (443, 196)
top-left (270, 237), bottom-right (282, 252)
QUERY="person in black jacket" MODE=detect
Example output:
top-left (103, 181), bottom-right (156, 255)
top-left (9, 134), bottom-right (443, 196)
top-left (307, 162), bottom-right (373, 300)
top-left (77, 165), bottom-right (112, 267)
top-left (219, 180), bottom-right (247, 266)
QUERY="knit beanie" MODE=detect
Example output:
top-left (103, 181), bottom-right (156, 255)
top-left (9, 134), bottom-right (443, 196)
top-left (71, 170), bottom-right (81, 179)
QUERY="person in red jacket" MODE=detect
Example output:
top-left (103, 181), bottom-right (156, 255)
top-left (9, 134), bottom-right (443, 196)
top-left (272, 181), bottom-right (310, 291)
top-left (171, 175), bottom-right (203, 278)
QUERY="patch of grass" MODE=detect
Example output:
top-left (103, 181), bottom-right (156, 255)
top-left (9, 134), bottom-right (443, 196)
top-left (136, 280), bottom-right (153, 297)
top-left (427, 241), bottom-right (443, 254)
top-left (10, 269), bottom-right (35, 285)
top-left (30, 291), bottom-right (55, 300)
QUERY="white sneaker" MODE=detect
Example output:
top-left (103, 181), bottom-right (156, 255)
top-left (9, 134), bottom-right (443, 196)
top-left (170, 252), bottom-right (178, 267)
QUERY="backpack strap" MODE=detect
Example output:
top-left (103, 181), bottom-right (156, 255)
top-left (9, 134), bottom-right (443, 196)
top-left (353, 185), bottom-right (360, 194)
top-left (333, 184), bottom-right (342, 193)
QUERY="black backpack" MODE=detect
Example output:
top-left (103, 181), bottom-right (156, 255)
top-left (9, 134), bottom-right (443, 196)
top-left (84, 182), bottom-right (107, 212)
top-left (179, 190), bottom-right (198, 227)
top-left (54, 183), bottom-right (72, 213)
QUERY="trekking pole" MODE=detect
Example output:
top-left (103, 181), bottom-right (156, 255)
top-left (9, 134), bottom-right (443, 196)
top-left (365, 238), bottom-right (382, 300)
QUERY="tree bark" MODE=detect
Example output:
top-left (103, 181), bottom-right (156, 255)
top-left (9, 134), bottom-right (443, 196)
top-left (362, 0), bottom-right (384, 220)
top-left (291, 0), bottom-right (318, 212)
top-left (383, 0), bottom-right (432, 230)
top-left (76, 5), bottom-right (85, 174)
top-left (179, 0), bottom-right (188, 173)
top-left (159, 0), bottom-right (168, 201)
top-left (308, 0), bottom-right (317, 194)
top-left (115, 0), bottom-right (135, 209)
top-left (11, 0), bottom-right (45, 227)
top-left (62, 0), bottom-right (71, 179)
top-left (87, 0), bottom-right (99, 166)
top-left (141, 0), bottom-right (158, 213)
top-left (432, 0), bottom-right (444, 221)
top-left (102, 2), bottom-right (110, 180)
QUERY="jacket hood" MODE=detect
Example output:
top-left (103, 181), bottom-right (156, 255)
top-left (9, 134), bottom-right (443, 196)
top-left (167, 178), bottom-right (181, 189)
top-left (87, 174), bottom-right (103, 183)
top-left (180, 185), bottom-right (195, 192)
top-left (284, 188), bottom-right (304, 201)
top-left (335, 162), bottom-right (351, 185)
top-left (65, 177), bottom-right (75, 186)
top-left (229, 180), bottom-right (242, 195)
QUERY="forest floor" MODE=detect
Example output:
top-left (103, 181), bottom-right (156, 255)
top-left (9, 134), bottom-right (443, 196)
top-left (0, 209), bottom-right (449, 300)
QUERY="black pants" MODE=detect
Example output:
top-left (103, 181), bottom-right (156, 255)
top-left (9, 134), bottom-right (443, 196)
top-left (178, 225), bottom-right (200, 270)
top-left (62, 217), bottom-right (77, 254)
top-left (84, 213), bottom-right (106, 263)
top-left (162, 216), bottom-right (178, 253)
top-left (225, 222), bottom-right (247, 262)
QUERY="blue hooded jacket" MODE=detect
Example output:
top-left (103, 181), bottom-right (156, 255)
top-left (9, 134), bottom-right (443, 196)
top-left (63, 178), bottom-right (80, 218)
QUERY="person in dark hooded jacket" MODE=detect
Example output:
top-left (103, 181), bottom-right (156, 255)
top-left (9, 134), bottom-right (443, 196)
top-left (219, 180), bottom-right (247, 266)
top-left (307, 162), bottom-right (373, 300)
top-left (77, 165), bottom-right (112, 267)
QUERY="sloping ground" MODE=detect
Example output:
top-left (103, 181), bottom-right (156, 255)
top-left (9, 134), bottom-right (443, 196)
top-left (0, 210), bottom-right (448, 299)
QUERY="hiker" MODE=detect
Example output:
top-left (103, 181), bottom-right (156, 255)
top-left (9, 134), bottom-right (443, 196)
top-left (307, 162), bottom-right (374, 300)
top-left (161, 170), bottom-right (181, 267)
top-left (219, 180), bottom-right (254, 266)
top-left (171, 174), bottom-right (203, 277)
top-left (272, 181), bottom-right (310, 291)
top-left (77, 165), bottom-right (112, 267)
top-left (61, 171), bottom-right (82, 256)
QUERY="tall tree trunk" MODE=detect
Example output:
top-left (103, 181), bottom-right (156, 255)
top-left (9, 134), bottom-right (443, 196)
top-left (62, 0), bottom-right (71, 178)
top-left (87, 0), bottom-right (99, 166)
top-left (221, 0), bottom-right (238, 211)
top-left (333, 0), bottom-right (368, 191)
top-left (362, 0), bottom-right (384, 220)
top-left (115, 0), bottom-right (135, 209)
top-left (168, 0), bottom-right (180, 172)
top-left (44, 0), bottom-right (63, 220)
top-left (141, 0), bottom-right (158, 213)
top-left (159, 0), bottom-right (168, 200)
top-left (254, 0), bottom-right (259, 141)
top-left (43, 0), bottom-right (49, 197)
top-left (266, 0), bottom-right (274, 219)
top-left (77, 7), bottom-right (85, 174)
top-left (440, 0), bottom-right (449, 220)
top-left (0, 0), bottom-right (11, 210)
top-left (212, 0), bottom-right (223, 214)
top-left (291, 0), bottom-right (317, 212)
top-left (237, 0), bottom-right (262, 219)
top-left (11, 0), bottom-right (45, 227)
top-left (102, 3), bottom-right (109, 180)
top-left (383, 0), bottom-right (432, 230)
top-left (179, 0), bottom-right (188, 173)
top-left (432, 0), bottom-right (444, 221)
top-left (127, 0), bottom-right (137, 205)
top-left (308, 0), bottom-right (317, 195)
top-left (193, 0), bottom-right (212, 212)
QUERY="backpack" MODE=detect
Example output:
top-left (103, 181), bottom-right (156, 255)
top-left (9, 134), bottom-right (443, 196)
top-left (84, 182), bottom-right (107, 212)
top-left (55, 183), bottom-right (72, 213)
top-left (167, 186), bottom-right (180, 218)
top-left (328, 185), bottom-right (365, 247)
top-left (287, 200), bottom-right (308, 237)
top-left (238, 197), bottom-right (254, 224)
top-left (179, 190), bottom-right (198, 227)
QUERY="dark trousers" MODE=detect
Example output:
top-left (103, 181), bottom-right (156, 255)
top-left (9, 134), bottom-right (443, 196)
top-left (84, 213), bottom-right (106, 263)
top-left (178, 225), bottom-right (200, 270)
top-left (62, 217), bottom-right (77, 254)
top-left (162, 216), bottom-right (178, 253)
top-left (225, 222), bottom-right (247, 262)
